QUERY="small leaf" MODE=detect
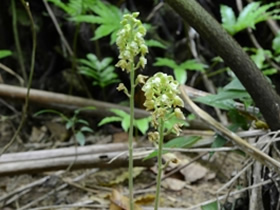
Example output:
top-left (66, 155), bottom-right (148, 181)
top-left (33, 109), bottom-right (68, 121)
top-left (71, 15), bottom-right (103, 24)
top-left (201, 201), bottom-right (218, 210)
top-left (195, 95), bottom-right (235, 110)
top-left (153, 57), bottom-right (179, 69)
top-left (174, 68), bottom-right (187, 84)
top-left (262, 68), bottom-right (277, 75)
top-left (75, 131), bottom-right (86, 146)
top-left (80, 126), bottom-right (94, 133)
top-left (211, 135), bottom-right (227, 150)
top-left (272, 33), bottom-right (280, 54)
top-left (179, 59), bottom-right (206, 71)
top-left (145, 136), bottom-right (200, 160)
top-left (121, 115), bottom-right (131, 132)
top-left (135, 117), bottom-right (151, 134)
top-left (110, 108), bottom-right (130, 118)
top-left (145, 39), bottom-right (167, 49)
top-left (223, 78), bottom-right (245, 91)
top-left (98, 116), bottom-right (122, 126)
top-left (213, 90), bottom-right (250, 101)
top-left (220, 5), bottom-right (236, 34)
top-left (251, 48), bottom-right (265, 69)
top-left (92, 24), bottom-right (116, 40)
top-left (66, 120), bottom-right (74, 130)
top-left (77, 119), bottom-right (89, 125)
top-left (165, 136), bottom-right (201, 148)
top-left (0, 50), bottom-right (12, 59)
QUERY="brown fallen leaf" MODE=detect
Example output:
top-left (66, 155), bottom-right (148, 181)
top-left (180, 160), bottom-right (208, 183)
top-left (110, 189), bottom-right (142, 210)
top-left (162, 177), bottom-right (186, 191)
top-left (135, 194), bottom-right (155, 205)
top-left (107, 167), bottom-right (145, 186)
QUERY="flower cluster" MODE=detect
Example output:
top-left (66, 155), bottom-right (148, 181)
top-left (141, 72), bottom-right (185, 136)
top-left (115, 12), bottom-right (148, 73)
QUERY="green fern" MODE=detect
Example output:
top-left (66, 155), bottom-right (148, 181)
top-left (78, 53), bottom-right (119, 89)
top-left (221, 2), bottom-right (280, 35)
top-left (71, 0), bottom-right (124, 44)
top-left (47, 0), bottom-right (96, 17)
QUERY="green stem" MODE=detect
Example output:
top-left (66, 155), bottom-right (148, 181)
top-left (1, 0), bottom-right (36, 155)
top-left (128, 63), bottom-right (135, 210)
top-left (154, 118), bottom-right (164, 210)
top-left (12, 0), bottom-right (27, 84)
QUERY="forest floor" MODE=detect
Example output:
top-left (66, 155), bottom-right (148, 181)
top-left (0, 114), bottom-right (249, 210)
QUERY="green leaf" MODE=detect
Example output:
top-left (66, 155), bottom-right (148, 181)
top-left (262, 68), bottom-right (277, 75)
top-left (251, 48), bottom-right (265, 69)
top-left (75, 131), bottom-right (86, 146)
top-left (211, 135), bottom-right (227, 150)
top-left (228, 109), bottom-right (248, 130)
top-left (92, 24), bottom-right (117, 40)
top-left (164, 114), bottom-right (189, 134)
top-left (121, 115), bottom-right (130, 132)
top-left (154, 58), bottom-right (205, 84)
top-left (201, 201), bottom-right (218, 210)
top-left (223, 78), bottom-right (245, 91)
top-left (33, 109), bottom-right (68, 121)
top-left (0, 50), bottom-right (12, 59)
top-left (98, 116), bottom-right (122, 126)
top-left (213, 90), bottom-right (250, 101)
top-left (145, 39), bottom-right (167, 49)
top-left (71, 15), bottom-right (103, 24)
top-left (66, 120), bottom-right (74, 130)
top-left (76, 119), bottom-right (89, 125)
top-left (110, 109), bottom-right (130, 118)
top-left (195, 95), bottom-right (235, 110)
top-left (220, 5), bottom-right (236, 35)
top-left (221, 2), bottom-right (280, 35)
top-left (78, 53), bottom-right (119, 88)
top-left (100, 57), bottom-right (113, 69)
top-left (145, 136), bottom-right (201, 160)
top-left (135, 117), bottom-right (151, 134)
top-left (153, 57), bottom-right (179, 69)
top-left (272, 33), bottom-right (280, 54)
top-left (80, 126), bottom-right (94, 133)
top-left (179, 59), bottom-right (206, 71)
top-left (174, 68), bottom-right (187, 84)
top-left (237, 2), bottom-right (261, 28)
top-left (165, 136), bottom-right (201, 148)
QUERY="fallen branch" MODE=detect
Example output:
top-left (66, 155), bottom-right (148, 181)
top-left (0, 84), bottom-right (210, 129)
top-left (0, 143), bottom-right (155, 176)
top-left (0, 84), bottom-right (148, 119)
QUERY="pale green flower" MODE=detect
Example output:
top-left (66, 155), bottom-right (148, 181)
top-left (141, 72), bottom-right (185, 134)
top-left (115, 12), bottom-right (148, 73)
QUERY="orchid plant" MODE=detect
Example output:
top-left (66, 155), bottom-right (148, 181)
top-left (140, 72), bottom-right (185, 209)
top-left (115, 12), bottom-right (148, 210)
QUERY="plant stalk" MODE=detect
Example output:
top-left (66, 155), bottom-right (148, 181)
top-left (128, 63), bottom-right (135, 210)
top-left (154, 118), bottom-right (164, 210)
top-left (11, 0), bottom-right (27, 84)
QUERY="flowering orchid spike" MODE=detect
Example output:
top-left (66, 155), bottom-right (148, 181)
top-left (142, 72), bottom-right (185, 135)
top-left (115, 12), bottom-right (148, 73)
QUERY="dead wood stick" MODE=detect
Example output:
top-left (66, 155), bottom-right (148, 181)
top-left (0, 146), bottom-right (154, 176)
top-left (0, 143), bottom-right (129, 163)
top-left (0, 84), bottom-right (148, 118)
top-left (0, 84), bottom-right (210, 129)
